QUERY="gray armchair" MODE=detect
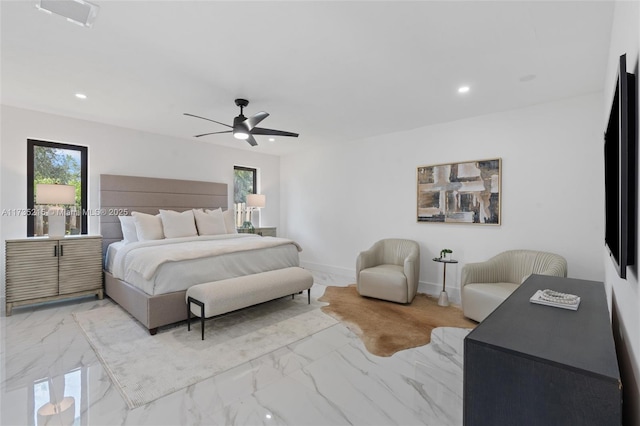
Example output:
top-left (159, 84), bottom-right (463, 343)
top-left (356, 239), bottom-right (420, 304)
top-left (461, 250), bottom-right (567, 322)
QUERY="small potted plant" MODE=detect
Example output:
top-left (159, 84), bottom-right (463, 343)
top-left (440, 248), bottom-right (453, 260)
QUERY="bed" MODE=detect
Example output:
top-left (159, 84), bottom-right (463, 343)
top-left (100, 174), bottom-right (301, 334)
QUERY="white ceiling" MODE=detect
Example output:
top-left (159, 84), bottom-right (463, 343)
top-left (1, 1), bottom-right (614, 156)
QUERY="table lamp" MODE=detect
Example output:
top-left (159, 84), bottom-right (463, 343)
top-left (36, 184), bottom-right (76, 238)
top-left (246, 194), bottom-right (266, 227)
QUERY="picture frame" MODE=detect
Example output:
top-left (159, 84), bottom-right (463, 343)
top-left (417, 158), bottom-right (501, 224)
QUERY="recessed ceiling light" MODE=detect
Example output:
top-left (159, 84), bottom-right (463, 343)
top-left (75, 93), bottom-right (87, 99)
top-left (458, 86), bottom-right (470, 94)
top-left (268, 138), bottom-right (275, 142)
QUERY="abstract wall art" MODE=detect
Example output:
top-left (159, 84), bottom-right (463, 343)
top-left (417, 158), bottom-right (501, 224)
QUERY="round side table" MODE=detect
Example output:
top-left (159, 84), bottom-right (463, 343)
top-left (432, 257), bottom-right (459, 306)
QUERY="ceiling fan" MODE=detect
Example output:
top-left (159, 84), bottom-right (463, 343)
top-left (184, 99), bottom-right (299, 146)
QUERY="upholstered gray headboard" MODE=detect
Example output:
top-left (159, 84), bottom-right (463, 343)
top-left (99, 174), bottom-right (228, 253)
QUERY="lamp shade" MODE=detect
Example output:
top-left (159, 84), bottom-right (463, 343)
top-left (246, 194), bottom-right (266, 208)
top-left (36, 184), bottom-right (76, 205)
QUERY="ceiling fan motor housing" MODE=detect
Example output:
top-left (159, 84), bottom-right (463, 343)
top-left (233, 115), bottom-right (247, 127)
top-left (232, 114), bottom-right (250, 140)
top-left (233, 114), bottom-right (250, 134)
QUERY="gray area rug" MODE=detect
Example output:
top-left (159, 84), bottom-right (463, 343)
top-left (74, 295), bottom-right (337, 409)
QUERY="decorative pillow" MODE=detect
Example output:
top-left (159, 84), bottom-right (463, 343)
top-left (159, 209), bottom-right (198, 239)
top-left (193, 208), bottom-right (227, 235)
top-left (222, 208), bottom-right (238, 234)
top-left (118, 215), bottom-right (138, 244)
top-left (132, 211), bottom-right (165, 241)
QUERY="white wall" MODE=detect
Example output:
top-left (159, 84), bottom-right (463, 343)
top-left (281, 92), bottom-right (604, 301)
top-left (0, 105), bottom-right (280, 296)
top-left (604, 1), bottom-right (640, 424)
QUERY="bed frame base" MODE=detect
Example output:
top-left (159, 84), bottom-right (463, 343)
top-left (104, 270), bottom-right (189, 334)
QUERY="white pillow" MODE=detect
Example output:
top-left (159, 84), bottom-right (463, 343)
top-left (118, 215), bottom-right (138, 244)
top-left (222, 208), bottom-right (238, 234)
top-left (132, 211), bottom-right (165, 241)
top-left (193, 208), bottom-right (227, 235)
top-left (159, 209), bottom-right (198, 239)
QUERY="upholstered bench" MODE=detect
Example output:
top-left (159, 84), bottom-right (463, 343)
top-left (186, 267), bottom-right (314, 340)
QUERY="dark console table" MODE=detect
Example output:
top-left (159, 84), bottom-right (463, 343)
top-left (464, 274), bottom-right (621, 426)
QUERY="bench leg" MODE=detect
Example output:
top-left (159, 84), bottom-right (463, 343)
top-left (292, 291), bottom-right (311, 304)
top-left (187, 296), bottom-right (205, 340)
top-left (187, 298), bottom-right (191, 331)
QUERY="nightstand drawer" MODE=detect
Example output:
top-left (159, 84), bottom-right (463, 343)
top-left (256, 227), bottom-right (276, 237)
top-left (237, 227), bottom-right (277, 237)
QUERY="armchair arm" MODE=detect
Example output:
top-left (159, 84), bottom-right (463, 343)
top-left (461, 260), bottom-right (502, 286)
top-left (404, 252), bottom-right (420, 301)
top-left (356, 245), bottom-right (381, 282)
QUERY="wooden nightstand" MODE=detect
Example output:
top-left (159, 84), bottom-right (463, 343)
top-left (237, 227), bottom-right (277, 237)
top-left (5, 235), bottom-right (103, 315)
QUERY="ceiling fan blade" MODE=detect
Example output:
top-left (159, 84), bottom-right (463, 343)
top-left (194, 130), bottom-right (233, 138)
top-left (184, 113), bottom-right (233, 128)
top-left (246, 134), bottom-right (258, 147)
top-left (251, 127), bottom-right (299, 138)
top-left (245, 111), bottom-right (269, 130)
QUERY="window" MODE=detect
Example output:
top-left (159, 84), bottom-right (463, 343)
top-left (233, 166), bottom-right (257, 203)
top-left (234, 166), bottom-right (257, 228)
top-left (27, 140), bottom-right (88, 236)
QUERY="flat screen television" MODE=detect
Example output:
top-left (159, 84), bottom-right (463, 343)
top-left (604, 53), bottom-right (636, 279)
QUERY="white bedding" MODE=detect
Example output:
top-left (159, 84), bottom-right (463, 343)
top-left (106, 234), bottom-right (302, 296)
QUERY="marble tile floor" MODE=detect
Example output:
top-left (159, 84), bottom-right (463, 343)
top-left (1, 283), bottom-right (469, 426)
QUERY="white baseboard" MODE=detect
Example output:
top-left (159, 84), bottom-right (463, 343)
top-left (300, 261), bottom-right (354, 287)
top-left (419, 281), bottom-right (461, 305)
top-left (301, 261), bottom-right (462, 304)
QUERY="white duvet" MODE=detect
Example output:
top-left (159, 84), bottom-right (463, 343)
top-left (109, 234), bottom-right (303, 295)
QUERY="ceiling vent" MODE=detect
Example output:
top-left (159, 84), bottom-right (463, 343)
top-left (36, 0), bottom-right (100, 28)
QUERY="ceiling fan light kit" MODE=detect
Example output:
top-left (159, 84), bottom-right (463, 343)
top-left (233, 131), bottom-right (249, 140)
top-left (185, 99), bottom-right (299, 147)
